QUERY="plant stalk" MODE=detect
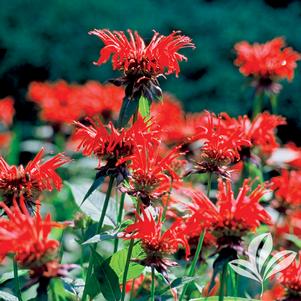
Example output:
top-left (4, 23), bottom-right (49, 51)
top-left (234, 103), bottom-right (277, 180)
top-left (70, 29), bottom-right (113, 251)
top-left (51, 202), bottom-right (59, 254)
top-left (219, 263), bottom-right (228, 301)
top-left (82, 176), bottom-right (115, 301)
top-left (114, 192), bottom-right (126, 252)
top-left (151, 266), bottom-right (156, 301)
top-left (13, 259), bottom-right (23, 301)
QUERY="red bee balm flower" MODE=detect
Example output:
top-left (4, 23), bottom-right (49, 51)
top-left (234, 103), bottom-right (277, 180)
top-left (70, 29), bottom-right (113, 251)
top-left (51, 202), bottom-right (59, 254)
top-left (119, 208), bottom-right (189, 277)
top-left (0, 97), bottom-right (15, 126)
top-left (271, 169), bottom-right (301, 212)
top-left (0, 198), bottom-right (73, 280)
top-left (122, 139), bottom-right (182, 206)
top-left (0, 148), bottom-right (70, 209)
top-left (185, 179), bottom-right (271, 252)
top-left (74, 117), bottom-right (159, 183)
top-left (186, 112), bottom-right (251, 179)
top-left (234, 37), bottom-right (300, 93)
top-left (89, 29), bottom-right (195, 100)
top-left (279, 252), bottom-right (301, 299)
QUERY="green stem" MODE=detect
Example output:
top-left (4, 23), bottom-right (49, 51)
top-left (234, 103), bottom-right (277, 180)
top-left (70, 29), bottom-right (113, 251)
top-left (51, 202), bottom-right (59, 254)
top-left (114, 192), bottom-right (125, 252)
top-left (270, 93), bottom-right (278, 114)
top-left (82, 176), bottom-right (115, 301)
top-left (219, 263), bottom-right (228, 301)
top-left (230, 266), bottom-right (238, 299)
top-left (252, 91), bottom-right (264, 119)
top-left (121, 238), bottom-right (135, 301)
top-left (207, 173), bottom-right (212, 197)
top-left (179, 230), bottom-right (206, 301)
top-left (150, 266), bottom-right (155, 301)
top-left (13, 259), bottom-right (23, 301)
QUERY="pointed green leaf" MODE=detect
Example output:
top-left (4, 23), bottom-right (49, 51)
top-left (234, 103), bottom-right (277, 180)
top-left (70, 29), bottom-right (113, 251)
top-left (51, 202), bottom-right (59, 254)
top-left (81, 172), bottom-right (105, 205)
top-left (118, 96), bottom-right (139, 128)
top-left (92, 250), bottom-right (121, 301)
top-left (109, 243), bottom-right (145, 283)
top-left (138, 95), bottom-right (151, 118)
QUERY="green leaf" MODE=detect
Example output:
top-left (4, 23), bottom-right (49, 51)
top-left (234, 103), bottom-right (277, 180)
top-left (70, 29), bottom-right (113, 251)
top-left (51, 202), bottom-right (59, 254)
top-left (0, 291), bottom-right (18, 301)
top-left (92, 250), bottom-right (121, 301)
top-left (0, 270), bottom-right (27, 285)
top-left (7, 124), bottom-right (21, 165)
top-left (81, 172), bottom-right (105, 205)
top-left (118, 96), bottom-right (139, 128)
top-left (82, 230), bottom-right (117, 245)
top-left (65, 181), bottom-right (115, 226)
top-left (109, 243), bottom-right (145, 283)
top-left (138, 95), bottom-right (151, 118)
top-left (50, 278), bottom-right (76, 301)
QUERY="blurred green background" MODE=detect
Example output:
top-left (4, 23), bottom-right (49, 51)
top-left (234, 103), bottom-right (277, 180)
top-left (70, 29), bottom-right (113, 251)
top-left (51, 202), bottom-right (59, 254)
top-left (0, 0), bottom-right (301, 142)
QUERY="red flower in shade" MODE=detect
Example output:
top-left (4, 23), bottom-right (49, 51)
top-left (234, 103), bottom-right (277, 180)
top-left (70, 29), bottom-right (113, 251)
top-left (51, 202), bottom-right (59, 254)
top-left (119, 207), bottom-right (189, 277)
top-left (184, 179), bottom-right (271, 252)
top-left (186, 112), bottom-right (251, 179)
top-left (222, 112), bottom-right (286, 156)
top-left (234, 37), bottom-right (300, 93)
top-left (0, 148), bottom-right (70, 209)
top-left (0, 97), bottom-right (15, 126)
top-left (28, 80), bottom-right (82, 124)
top-left (89, 29), bottom-right (195, 100)
top-left (122, 139), bottom-right (183, 206)
top-left (74, 117), bottom-right (159, 183)
top-left (77, 81), bottom-right (124, 120)
top-left (279, 252), bottom-right (301, 299)
top-left (0, 198), bottom-right (74, 281)
top-left (271, 169), bottom-right (301, 212)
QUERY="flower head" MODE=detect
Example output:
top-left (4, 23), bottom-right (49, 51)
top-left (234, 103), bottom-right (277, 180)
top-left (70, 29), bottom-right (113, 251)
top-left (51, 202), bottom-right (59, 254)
top-left (186, 112), bottom-right (251, 179)
top-left (0, 97), bottom-right (15, 126)
top-left (74, 117), bottom-right (158, 183)
top-left (28, 80), bottom-right (82, 124)
top-left (271, 170), bottom-right (301, 213)
top-left (120, 207), bottom-right (189, 277)
top-left (0, 148), bottom-right (70, 209)
top-left (279, 252), bottom-right (301, 299)
top-left (0, 197), bottom-right (73, 280)
top-left (122, 139), bottom-right (183, 206)
top-left (89, 29), bottom-right (195, 100)
top-left (185, 179), bottom-right (271, 252)
top-left (234, 37), bottom-right (300, 93)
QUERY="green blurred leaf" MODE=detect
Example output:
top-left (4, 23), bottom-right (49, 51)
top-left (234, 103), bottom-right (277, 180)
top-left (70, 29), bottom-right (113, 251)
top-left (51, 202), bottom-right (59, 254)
top-left (92, 250), bottom-right (121, 301)
top-left (49, 278), bottom-right (76, 301)
top-left (65, 181), bottom-right (115, 226)
top-left (82, 230), bottom-right (117, 245)
top-left (109, 243), bottom-right (145, 283)
top-left (0, 291), bottom-right (18, 301)
top-left (191, 298), bottom-right (260, 301)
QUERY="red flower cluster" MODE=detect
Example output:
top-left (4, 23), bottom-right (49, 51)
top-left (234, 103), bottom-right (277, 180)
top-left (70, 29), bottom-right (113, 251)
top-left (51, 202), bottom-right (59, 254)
top-left (0, 148), bottom-right (70, 208)
top-left (74, 117), bottom-right (158, 182)
top-left (234, 37), bottom-right (300, 81)
top-left (89, 29), bottom-right (194, 100)
top-left (0, 198), bottom-right (68, 279)
top-left (120, 208), bottom-right (189, 275)
top-left (0, 97), bottom-right (15, 126)
top-left (184, 179), bottom-right (271, 250)
top-left (28, 80), bottom-right (124, 124)
top-left (123, 140), bottom-right (182, 206)
top-left (223, 112), bottom-right (286, 155)
top-left (279, 252), bottom-right (301, 298)
top-left (90, 29), bottom-right (194, 77)
top-left (271, 169), bottom-right (301, 212)
top-left (186, 112), bottom-right (251, 178)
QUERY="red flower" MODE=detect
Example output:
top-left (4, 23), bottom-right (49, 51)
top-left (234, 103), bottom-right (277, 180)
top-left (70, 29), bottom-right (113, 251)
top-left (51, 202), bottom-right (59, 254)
top-left (0, 97), bottom-right (15, 126)
top-left (186, 112), bottom-right (251, 179)
top-left (0, 148), bottom-right (70, 208)
top-left (77, 81), bottom-right (124, 120)
top-left (122, 139), bottom-right (182, 206)
top-left (119, 207), bottom-right (189, 276)
top-left (74, 117), bottom-right (159, 182)
top-left (28, 80), bottom-right (82, 124)
top-left (89, 29), bottom-right (194, 100)
top-left (222, 112), bottom-right (286, 155)
top-left (271, 169), bottom-right (301, 212)
top-left (184, 179), bottom-right (271, 250)
top-left (0, 197), bottom-right (67, 279)
top-left (279, 252), bottom-right (301, 298)
top-left (234, 37), bottom-right (300, 81)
